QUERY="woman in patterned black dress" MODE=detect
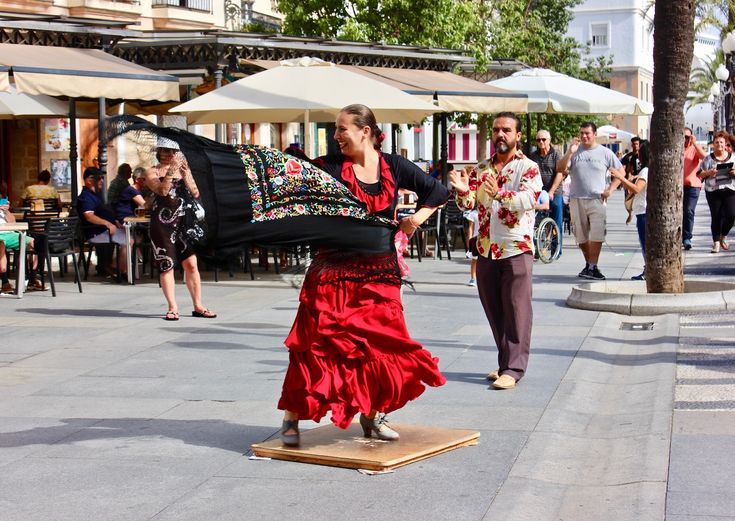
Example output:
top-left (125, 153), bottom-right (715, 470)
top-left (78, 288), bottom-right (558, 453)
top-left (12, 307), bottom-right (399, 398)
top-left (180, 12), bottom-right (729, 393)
top-left (145, 137), bottom-right (216, 321)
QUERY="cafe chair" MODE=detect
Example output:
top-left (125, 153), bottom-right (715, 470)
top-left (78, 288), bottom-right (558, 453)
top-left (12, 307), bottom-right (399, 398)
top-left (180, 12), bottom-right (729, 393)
top-left (78, 222), bottom-right (121, 281)
top-left (43, 216), bottom-right (82, 297)
top-left (409, 210), bottom-right (451, 260)
top-left (130, 221), bottom-right (156, 283)
top-left (443, 199), bottom-right (467, 252)
top-left (7, 210), bottom-right (61, 286)
top-left (23, 198), bottom-right (61, 212)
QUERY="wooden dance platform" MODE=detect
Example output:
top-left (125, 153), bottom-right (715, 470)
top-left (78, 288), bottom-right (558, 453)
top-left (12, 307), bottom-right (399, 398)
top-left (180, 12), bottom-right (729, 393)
top-left (251, 423), bottom-right (480, 471)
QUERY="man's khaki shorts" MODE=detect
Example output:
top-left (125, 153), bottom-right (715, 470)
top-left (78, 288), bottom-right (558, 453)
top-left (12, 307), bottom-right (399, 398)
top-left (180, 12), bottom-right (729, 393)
top-left (570, 198), bottom-right (606, 243)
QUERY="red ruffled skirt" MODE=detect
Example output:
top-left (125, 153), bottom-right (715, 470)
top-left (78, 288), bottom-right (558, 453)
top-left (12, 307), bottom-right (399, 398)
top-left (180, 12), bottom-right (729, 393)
top-left (278, 251), bottom-right (446, 429)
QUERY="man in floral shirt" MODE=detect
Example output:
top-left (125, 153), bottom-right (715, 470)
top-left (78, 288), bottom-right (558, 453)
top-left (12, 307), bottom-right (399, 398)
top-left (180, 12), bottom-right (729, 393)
top-left (450, 112), bottom-right (541, 390)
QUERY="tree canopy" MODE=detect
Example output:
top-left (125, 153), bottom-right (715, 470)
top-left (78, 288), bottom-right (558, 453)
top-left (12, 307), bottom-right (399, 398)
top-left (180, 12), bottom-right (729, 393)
top-left (277, 0), bottom-right (613, 144)
top-left (276, 0), bottom-right (485, 56)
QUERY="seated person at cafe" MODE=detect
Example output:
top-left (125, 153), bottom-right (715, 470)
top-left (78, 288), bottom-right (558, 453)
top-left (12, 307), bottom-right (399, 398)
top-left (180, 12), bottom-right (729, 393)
top-left (107, 163), bottom-right (133, 208)
top-left (77, 167), bottom-right (128, 276)
top-left (21, 169), bottom-right (61, 209)
top-left (0, 191), bottom-right (43, 291)
top-left (114, 176), bottom-right (146, 220)
top-left (133, 166), bottom-right (154, 204)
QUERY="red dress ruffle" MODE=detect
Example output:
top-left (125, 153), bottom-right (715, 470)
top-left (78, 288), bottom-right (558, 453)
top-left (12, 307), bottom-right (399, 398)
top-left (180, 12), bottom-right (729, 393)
top-left (277, 252), bottom-right (446, 429)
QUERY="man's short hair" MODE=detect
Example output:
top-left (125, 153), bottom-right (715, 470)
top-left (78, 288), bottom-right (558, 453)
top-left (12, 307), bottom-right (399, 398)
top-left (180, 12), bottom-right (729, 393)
top-left (38, 169), bottom-right (51, 183)
top-left (494, 111), bottom-right (522, 133)
top-left (631, 136), bottom-right (641, 144)
top-left (580, 121), bottom-right (597, 133)
top-left (83, 167), bottom-right (104, 180)
top-left (117, 163), bottom-right (132, 177)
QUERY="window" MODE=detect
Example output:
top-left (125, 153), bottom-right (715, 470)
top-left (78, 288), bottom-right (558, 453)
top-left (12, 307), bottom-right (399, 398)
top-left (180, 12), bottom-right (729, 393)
top-left (590, 23), bottom-right (609, 48)
top-left (152, 0), bottom-right (212, 12)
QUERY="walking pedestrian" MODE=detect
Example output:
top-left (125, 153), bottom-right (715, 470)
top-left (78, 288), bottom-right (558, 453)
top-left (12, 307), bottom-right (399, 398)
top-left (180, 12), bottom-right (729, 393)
top-left (557, 121), bottom-right (625, 280)
top-left (145, 137), bottom-right (216, 321)
top-left (611, 140), bottom-right (649, 280)
top-left (465, 208), bottom-right (479, 286)
top-left (696, 131), bottom-right (735, 253)
top-left (682, 127), bottom-right (707, 250)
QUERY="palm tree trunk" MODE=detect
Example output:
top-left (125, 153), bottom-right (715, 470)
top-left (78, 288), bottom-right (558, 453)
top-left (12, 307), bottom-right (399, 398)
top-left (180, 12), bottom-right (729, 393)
top-left (647, 1), bottom-right (695, 293)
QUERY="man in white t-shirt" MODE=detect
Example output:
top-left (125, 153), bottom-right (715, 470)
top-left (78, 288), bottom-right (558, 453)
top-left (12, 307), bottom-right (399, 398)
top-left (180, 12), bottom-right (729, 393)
top-left (557, 121), bottom-right (625, 280)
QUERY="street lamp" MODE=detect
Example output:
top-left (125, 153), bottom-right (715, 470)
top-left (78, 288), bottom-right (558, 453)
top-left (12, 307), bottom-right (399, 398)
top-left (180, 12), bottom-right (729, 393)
top-left (711, 82), bottom-right (723, 132)
top-left (720, 31), bottom-right (735, 133)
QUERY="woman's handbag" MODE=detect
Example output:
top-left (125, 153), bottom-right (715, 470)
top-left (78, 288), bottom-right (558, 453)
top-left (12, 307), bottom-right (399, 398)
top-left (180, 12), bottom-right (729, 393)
top-left (180, 190), bottom-right (208, 248)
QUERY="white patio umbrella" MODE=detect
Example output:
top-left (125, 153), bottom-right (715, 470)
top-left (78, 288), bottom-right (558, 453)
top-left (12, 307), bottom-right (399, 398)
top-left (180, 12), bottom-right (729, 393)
top-left (0, 84), bottom-right (73, 119)
top-left (487, 68), bottom-right (653, 115)
top-left (596, 124), bottom-right (636, 144)
top-left (170, 57), bottom-right (441, 151)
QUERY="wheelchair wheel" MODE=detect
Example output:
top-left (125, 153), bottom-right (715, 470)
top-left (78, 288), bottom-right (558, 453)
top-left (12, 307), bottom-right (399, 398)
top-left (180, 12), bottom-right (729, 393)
top-left (535, 217), bottom-right (561, 263)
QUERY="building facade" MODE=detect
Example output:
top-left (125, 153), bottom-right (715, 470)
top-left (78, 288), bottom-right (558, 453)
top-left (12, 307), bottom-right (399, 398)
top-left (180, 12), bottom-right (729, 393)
top-left (0, 0), bottom-right (225, 31)
top-left (566, 0), bottom-right (653, 139)
top-left (1, 1), bottom-right (489, 200)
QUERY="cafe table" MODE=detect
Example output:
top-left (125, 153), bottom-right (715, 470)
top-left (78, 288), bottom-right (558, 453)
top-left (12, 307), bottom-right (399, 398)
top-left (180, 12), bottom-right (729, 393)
top-left (123, 216), bottom-right (150, 284)
top-left (0, 222), bottom-right (28, 298)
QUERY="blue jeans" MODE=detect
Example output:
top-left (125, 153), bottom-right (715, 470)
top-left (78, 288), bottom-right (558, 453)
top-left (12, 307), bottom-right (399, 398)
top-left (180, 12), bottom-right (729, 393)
top-left (682, 186), bottom-right (700, 244)
top-left (636, 213), bottom-right (646, 255)
top-left (549, 194), bottom-right (564, 254)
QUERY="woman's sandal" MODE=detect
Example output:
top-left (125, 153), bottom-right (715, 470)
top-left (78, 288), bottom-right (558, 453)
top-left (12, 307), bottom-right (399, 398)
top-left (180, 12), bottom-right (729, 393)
top-left (164, 310), bottom-right (179, 321)
top-left (192, 309), bottom-right (217, 318)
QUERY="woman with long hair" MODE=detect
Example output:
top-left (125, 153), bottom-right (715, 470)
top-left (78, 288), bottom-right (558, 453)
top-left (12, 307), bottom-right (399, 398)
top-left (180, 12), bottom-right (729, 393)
top-left (611, 140), bottom-right (649, 280)
top-left (278, 104), bottom-right (448, 446)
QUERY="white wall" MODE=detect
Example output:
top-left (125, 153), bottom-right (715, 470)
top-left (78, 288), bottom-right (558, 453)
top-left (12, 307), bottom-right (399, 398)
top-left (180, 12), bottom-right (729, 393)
top-left (567, 0), bottom-right (653, 72)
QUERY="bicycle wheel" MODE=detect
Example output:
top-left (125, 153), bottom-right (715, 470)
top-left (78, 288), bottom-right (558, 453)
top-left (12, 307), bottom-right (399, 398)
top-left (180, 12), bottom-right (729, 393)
top-left (535, 217), bottom-right (561, 263)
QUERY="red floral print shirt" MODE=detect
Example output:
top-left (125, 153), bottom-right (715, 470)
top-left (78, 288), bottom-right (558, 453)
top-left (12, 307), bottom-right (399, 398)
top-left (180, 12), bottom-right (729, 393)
top-left (456, 155), bottom-right (541, 260)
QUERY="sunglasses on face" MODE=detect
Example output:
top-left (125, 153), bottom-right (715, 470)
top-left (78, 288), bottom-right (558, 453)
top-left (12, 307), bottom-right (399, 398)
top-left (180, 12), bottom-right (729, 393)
top-left (536, 138), bottom-right (547, 142)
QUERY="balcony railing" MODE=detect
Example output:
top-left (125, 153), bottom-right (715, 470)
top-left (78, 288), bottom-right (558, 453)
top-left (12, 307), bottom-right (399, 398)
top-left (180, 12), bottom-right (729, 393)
top-left (152, 0), bottom-right (212, 12)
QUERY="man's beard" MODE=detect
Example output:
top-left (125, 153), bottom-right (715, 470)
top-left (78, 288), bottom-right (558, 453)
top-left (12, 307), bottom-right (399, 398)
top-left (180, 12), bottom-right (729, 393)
top-left (494, 140), bottom-right (512, 153)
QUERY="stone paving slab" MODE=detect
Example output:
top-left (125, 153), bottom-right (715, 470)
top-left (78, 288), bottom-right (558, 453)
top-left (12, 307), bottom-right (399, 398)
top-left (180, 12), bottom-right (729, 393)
top-left (483, 477), bottom-right (666, 521)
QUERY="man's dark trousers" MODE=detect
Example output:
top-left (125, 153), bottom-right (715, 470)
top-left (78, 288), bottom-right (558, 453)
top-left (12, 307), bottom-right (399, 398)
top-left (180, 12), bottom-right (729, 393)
top-left (476, 253), bottom-right (533, 381)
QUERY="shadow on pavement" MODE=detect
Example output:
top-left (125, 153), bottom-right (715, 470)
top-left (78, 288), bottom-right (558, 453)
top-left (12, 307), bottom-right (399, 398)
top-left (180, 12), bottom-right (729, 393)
top-left (0, 418), bottom-right (275, 454)
top-left (20, 308), bottom-right (157, 319)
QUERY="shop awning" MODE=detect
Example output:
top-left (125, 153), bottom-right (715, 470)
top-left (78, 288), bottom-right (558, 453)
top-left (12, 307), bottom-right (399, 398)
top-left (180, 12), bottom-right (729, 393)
top-left (0, 84), bottom-right (97, 119)
top-left (0, 43), bottom-right (179, 102)
top-left (243, 59), bottom-right (527, 114)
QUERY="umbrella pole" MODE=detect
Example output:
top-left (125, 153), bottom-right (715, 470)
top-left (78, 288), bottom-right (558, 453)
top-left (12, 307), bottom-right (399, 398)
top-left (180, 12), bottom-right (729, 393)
top-left (524, 112), bottom-right (532, 155)
top-left (304, 109), bottom-right (311, 158)
top-left (98, 97), bottom-right (108, 202)
top-left (440, 113), bottom-right (448, 184)
top-left (214, 68), bottom-right (223, 143)
top-left (69, 99), bottom-right (79, 206)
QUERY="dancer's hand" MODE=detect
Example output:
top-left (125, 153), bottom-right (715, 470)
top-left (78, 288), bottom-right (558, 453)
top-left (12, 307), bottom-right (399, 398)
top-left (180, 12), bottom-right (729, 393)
top-left (449, 168), bottom-right (470, 193)
top-left (399, 216), bottom-right (419, 238)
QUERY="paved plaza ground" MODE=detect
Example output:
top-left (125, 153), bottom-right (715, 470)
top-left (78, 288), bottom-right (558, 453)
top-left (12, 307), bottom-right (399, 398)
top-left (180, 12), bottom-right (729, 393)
top-left (1, 191), bottom-right (733, 521)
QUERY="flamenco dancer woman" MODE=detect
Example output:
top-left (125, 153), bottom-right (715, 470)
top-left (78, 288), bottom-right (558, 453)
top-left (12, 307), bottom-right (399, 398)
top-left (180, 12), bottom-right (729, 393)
top-left (278, 104), bottom-right (448, 446)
